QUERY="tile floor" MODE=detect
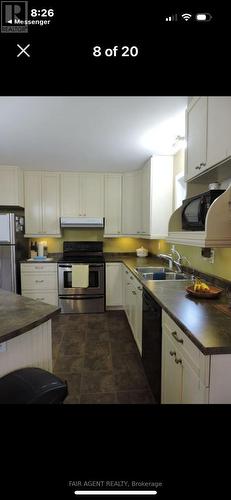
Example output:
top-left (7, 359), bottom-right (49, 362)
top-left (52, 310), bottom-right (155, 404)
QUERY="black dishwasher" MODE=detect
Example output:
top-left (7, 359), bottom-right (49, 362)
top-left (142, 289), bottom-right (162, 403)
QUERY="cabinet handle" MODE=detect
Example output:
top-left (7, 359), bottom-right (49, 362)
top-left (35, 266), bottom-right (44, 269)
top-left (35, 280), bottom-right (44, 283)
top-left (200, 162), bottom-right (206, 167)
top-left (137, 286), bottom-right (142, 291)
top-left (171, 331), bottom-right (183, 344)
top-left (195, 166), bottom-right (201, 170)
top-left (117, 231), bottom-right (121, 234)
top-left (125, 271), bottom-right (129, 274)
top-left (36, 298), bottom-right (44, 301)
top-left (132, 291), bottom-right (137, 295)
top-left (130, 276), bottom-right (134, 280)
top-left (175, 357), bottom-right (182, 364)
top-left (169, 350), bottom-right (176, 357)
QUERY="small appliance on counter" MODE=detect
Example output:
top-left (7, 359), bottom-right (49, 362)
top-left (136, 246), bottom-right (148, 257)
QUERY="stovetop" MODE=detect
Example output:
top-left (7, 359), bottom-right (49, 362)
top-left (59, 241), bottom-right (105, 264)
top-left (58, 255), bottom-right (105, 264)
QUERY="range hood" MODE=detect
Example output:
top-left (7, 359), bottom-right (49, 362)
top-left (60, 217), bottom-right (105, 228)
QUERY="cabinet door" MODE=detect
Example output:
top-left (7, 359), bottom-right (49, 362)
top-left (186, 97), bottom-right (207, 180)
top-left (141, 164), bottom-right (151, 235)
top-left (24, 172), bottom-right (43, 235)
top-left (106, 263), bottom-right (123, 307)
top-left (161, 331), bottom-right (182, 404)
top-left (80, 173), bottom-right (104, 217)
top-left (134, 286), bottom-right (143, 354)
top-left (207, 97), bottom-right (231, 168)
top-left (60, 173), bottom-right (81, 216)
top-left (104, 174), bottom-right (122, 235)
top-left (150, 156), bottom-right (173, 238)
top-left (122, 171), bottom-right (142, 234)
top-left (123, 267), bottom-right (130, 317)
top-left (42, 172), bottom-right (60, 235)
top-left (181, 356), bottom-right (209, 404)
top-left (0, 166), bottom-right (24, 207)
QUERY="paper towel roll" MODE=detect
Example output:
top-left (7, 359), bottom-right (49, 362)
top-left (38, 243), bottom-right (44, 257)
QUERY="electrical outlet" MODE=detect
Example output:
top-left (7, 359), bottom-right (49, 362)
top-left (0, 342), bottom-right (7, 352)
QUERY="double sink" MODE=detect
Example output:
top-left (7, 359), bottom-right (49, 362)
top-left (135, 266), bottom-right (191, 281)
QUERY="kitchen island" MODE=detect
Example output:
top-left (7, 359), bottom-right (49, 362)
top-left (0, 289), bottom-right (60, 378)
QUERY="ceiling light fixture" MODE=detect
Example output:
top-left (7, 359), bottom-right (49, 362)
top-left (140, 110), bottom-right (186, 155)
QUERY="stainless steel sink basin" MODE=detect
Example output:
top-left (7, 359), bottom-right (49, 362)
top-left (136, 266), bottom-right (170, 274)
top-left (135, 266), bottom-right (191, 281)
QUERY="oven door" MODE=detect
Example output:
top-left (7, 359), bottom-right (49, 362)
top-left (58, 263), bottom-right (105, 295)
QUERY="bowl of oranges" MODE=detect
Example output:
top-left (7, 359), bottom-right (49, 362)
top-left (186, 278), bottom-right (223, 299)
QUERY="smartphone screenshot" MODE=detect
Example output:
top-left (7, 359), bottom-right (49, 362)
top-left (0, 3), bottom-right (230, 498)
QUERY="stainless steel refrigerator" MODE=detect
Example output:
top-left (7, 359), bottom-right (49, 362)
top-left (0, 213), bottom-right (29, 294)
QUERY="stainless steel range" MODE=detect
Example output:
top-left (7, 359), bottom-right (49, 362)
top-left (58, 241), bottom-right (105, 314)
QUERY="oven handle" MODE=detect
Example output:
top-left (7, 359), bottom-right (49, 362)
top-left (58, 264), bottom-right (104, 268)
top-left (59, 295), bottom-right (104, 300)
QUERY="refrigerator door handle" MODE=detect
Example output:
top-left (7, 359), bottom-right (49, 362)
top-left (10, 246), bottom-right (17, 292)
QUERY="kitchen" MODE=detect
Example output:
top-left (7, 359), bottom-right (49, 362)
top-left (1, 96), bottom-right (231, 404)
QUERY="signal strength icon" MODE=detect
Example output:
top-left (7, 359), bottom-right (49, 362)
top-left (181, 13), bottom-right (192, 21)
top-left (165, 14), bottom-right (178, 21)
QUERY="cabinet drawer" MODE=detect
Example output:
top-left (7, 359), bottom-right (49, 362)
top-left (21, 273), bottom-right (58, 290)
top-left (21, 263), bottom-right (57, 273)
top-left (22, 291), bottom-right (58, 306)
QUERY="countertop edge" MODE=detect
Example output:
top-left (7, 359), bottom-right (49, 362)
top-left (0, 307), bottom-right (60, 344)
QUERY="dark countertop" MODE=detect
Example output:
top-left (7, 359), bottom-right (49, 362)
top-left (105, 253), bottom-right (231, 355)
top-left (0, 289), bottom-right (60, 343)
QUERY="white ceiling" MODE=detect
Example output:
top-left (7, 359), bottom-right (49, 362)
top-left (0, 96), bottom-right (187, 172)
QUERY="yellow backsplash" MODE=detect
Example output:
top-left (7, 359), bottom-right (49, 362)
top-left (31, 230), bottom-right (167, 254)
top-left (31, 232), bottom-right (231, 281)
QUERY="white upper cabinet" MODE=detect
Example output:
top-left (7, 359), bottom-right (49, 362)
top-left (24, 171), bottom-right (60, 236)
top-left (104, 174), bottom-right (122, 235)
top-left (122, 170), bottom-right (142, 235)
top-left (186, 96), bottom-right (231, 181)
top-left (207, 97), bottom-right (231, 168)
top-left (80, 173), bottom-right (104, 217)
top-left (60, 173), bottom-right (81, 216)
top-left (141, 156), bottom-right (173, 238)
top-left (61, 172), bottom-right (104, 217)
top-left (186, 97), bottom-right (208, 181)
top-left (42, 172), bottom-right (60, 235)
top-left (141, 163), bottom-right (151, 234)
top-left (0, 166), bottom-right (24, 207)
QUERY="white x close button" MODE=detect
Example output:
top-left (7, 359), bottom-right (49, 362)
top-left (17, 44), bottom-right (30, 58)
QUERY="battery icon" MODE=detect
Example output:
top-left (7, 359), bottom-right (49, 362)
top-left (196, 13), bottom-right (212, 21)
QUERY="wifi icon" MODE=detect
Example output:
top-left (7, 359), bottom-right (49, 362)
top-left (182, 13), bottom-right (192, 21)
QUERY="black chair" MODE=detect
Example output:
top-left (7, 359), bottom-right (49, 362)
top-left (0, 367), bottom-right (68, 404)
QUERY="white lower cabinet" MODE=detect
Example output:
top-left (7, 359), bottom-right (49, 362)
top-left (160, 311), bottom-right (231, 404)
top-left (123, 265), bottom-right (143, 354)
top-left (162, 331), bottom-right (182, 404)
top-left (21, 263), bottom-right (58, 306)
top-left (106, 263), bottom-right (123, 308)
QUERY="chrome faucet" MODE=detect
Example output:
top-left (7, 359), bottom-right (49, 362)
top-left (157, 253), bottom-right (182, 272)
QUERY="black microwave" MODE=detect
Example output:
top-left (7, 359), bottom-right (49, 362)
top-left (182, 189), bottom-right (225, 231)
